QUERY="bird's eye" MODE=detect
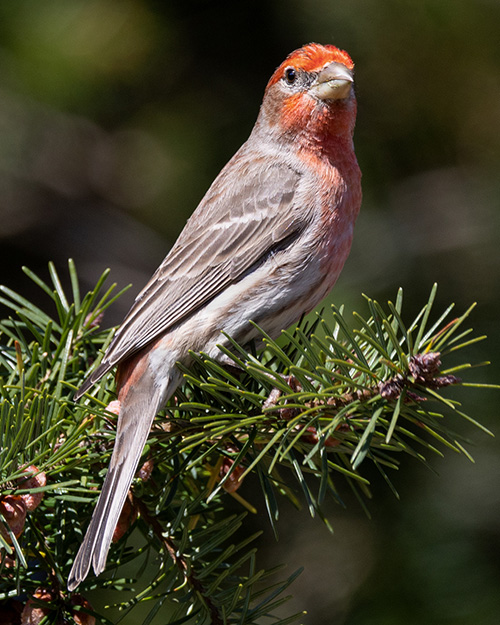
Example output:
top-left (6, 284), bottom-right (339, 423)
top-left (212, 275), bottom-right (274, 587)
top-left (284, 67), bottom-right (297, 85)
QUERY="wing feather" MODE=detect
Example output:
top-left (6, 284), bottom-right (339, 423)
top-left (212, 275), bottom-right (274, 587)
top-left (76, 157), bottom-right (307, 396)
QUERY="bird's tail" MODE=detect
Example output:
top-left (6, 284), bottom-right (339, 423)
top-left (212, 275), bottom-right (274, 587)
top-left (67, 361), bottom-right (173, 591)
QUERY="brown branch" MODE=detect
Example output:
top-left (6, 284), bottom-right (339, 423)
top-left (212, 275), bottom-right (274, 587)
top-left (130, 494), bottom-right (223, 625)
top-left (262, 352), bottom-right (461, 431)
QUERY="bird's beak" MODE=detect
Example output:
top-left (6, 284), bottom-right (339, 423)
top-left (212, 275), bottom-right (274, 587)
top-left (310, 62), bottom-right (354, 101)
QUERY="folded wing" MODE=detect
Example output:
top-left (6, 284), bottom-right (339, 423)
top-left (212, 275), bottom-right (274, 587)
top-left (76, 160), bottom-right (307, 397)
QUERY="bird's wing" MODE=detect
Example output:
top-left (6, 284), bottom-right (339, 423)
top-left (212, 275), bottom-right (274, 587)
top-left (76, 160), bottom-right (307, 396)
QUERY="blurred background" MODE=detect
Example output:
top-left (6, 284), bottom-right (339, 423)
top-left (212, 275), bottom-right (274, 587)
top-left (0, 1), bottom-right (498, 623)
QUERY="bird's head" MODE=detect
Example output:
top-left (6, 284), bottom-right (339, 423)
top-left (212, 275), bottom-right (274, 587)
top-left (256, 43), bottom-right (357, 148)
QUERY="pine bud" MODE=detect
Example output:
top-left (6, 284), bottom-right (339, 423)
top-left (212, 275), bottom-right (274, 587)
top-left (17, 465), bottom-right (47, 512)
top-left (112, 495), bottom-right (138, 543)
top-left (70, 594), bottom-right (96, 625)
top-left (0, 495), bottom-right (27, 540)
top-left (20, 589), bottom-right (53, 625)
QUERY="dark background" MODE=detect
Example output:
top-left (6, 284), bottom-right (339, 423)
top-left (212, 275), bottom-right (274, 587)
top-left (0, 1), bottom-right (499, 623)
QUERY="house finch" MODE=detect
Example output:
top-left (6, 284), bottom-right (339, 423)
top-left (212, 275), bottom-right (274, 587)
top-left (68, 42), bottom-right (362, 590)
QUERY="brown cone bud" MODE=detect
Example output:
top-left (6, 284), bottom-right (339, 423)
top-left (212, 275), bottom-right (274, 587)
top-left (137, 458), bottom-right (154, 481)
top-left (300, 426), bottom-right (342, 447)
top-left (70, 594), bottom-right (96, 625)
top-left (18, 466), bottom-right (47, 512)
top-left (220, 455), bottom-right (246, 493)
top-left (112, 495), bottom-right (138, 543)
top-left (0, 551), bottom-right (16, 568)
top-left (20, 589), bottom-right (53, 625)
top-left (0, 495), bottom-right (27, 540)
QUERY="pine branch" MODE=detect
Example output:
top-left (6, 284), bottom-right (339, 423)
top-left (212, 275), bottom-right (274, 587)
top-left (0, 261), bottom-right (495, 624)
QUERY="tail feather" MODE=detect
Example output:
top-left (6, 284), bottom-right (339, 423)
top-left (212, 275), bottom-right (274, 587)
top-left (68, 373), bottom-right (168, 591)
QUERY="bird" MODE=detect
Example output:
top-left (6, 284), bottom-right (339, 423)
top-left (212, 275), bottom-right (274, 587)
top-left (67, 42), bottom-right (362, 590)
